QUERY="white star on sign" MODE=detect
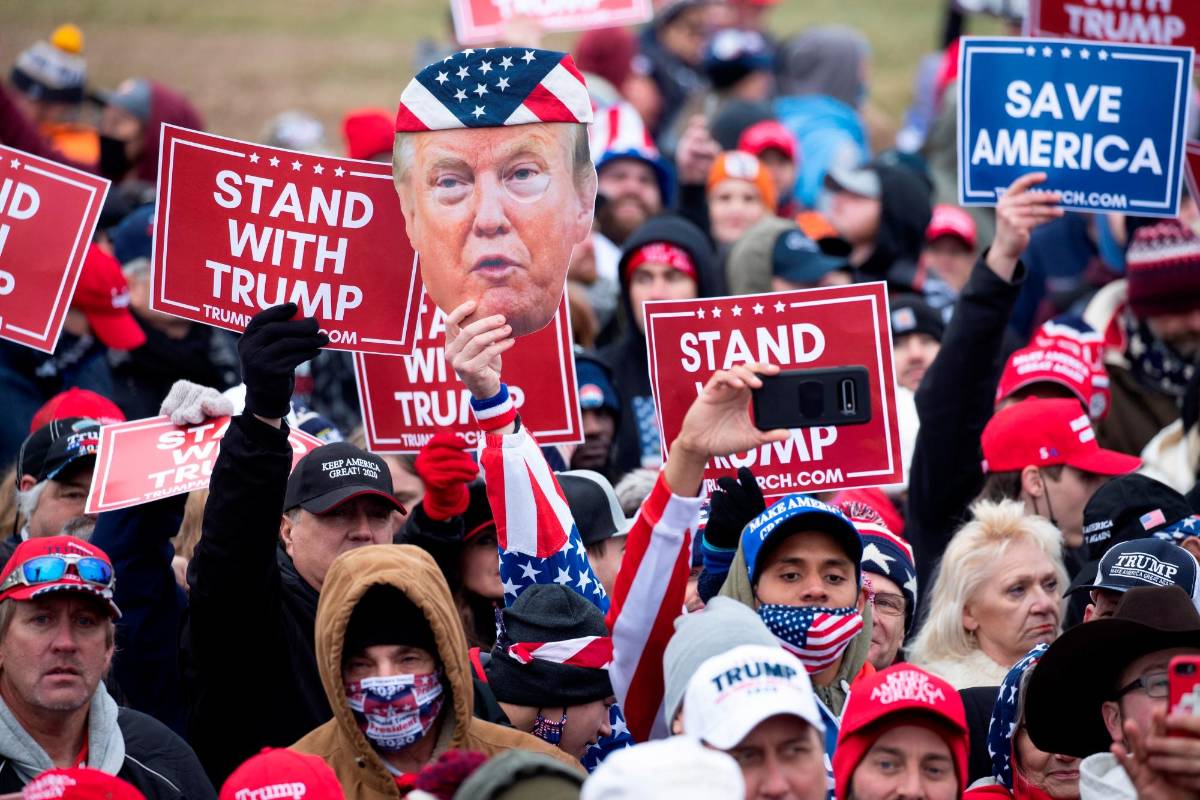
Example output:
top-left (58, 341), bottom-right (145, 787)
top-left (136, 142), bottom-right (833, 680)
top-left (291, 160), bottom-right (302, 171)
top-left (454, 88), bottom-right (467, 102)
top-left (861, 543), bottom-right (896, 572)
top-left (457, 65), bottom-right (470, 80)
top-left (1061, 46), bottom-right (1072, 58)
top-left (1025, 46), bottom-right (1035, 56)
top-left (435, 71), bottom-right (449, 85)
top-left (313, 163), bottom-right (324, 175)
top-left (472, 105), bottom-right (486, 119)
top-left (774, 301), bottom-right (786, 313)
top-left (334, 166), bottom-right (345, 177)
top-left (522, 50), bottom-right (536, 63)
top-left (474, 83), bottom-right (488, 97)
top-left (497, 77), bottom-right (510, 90)
top-left (696, 308), bottom-right (706, 319)
top-left (8, 158), bottom-right (19, 169)
top-left (1099, 50), bottom-right (1109, 60)
top-left (731, 305), bottom-right (742, 317)
top-left (269, 156), bottom-right (280, 167)
top-left (519, 561), bottom-right (541, 581)
top-left (500, 56), bottom-right (514, 70)
top-left (554, 567), bottom-right (572, 586)
top-left (248, 152), bottom-right (260, 164)
top-left (502, 577), bottom-right (519, 596)
top-left (1042, 46), bottom-right (1053, 57)
top-left (1080, 49), bottom-right (1090, 59)
top-left (479, 60), bottom-right (493, 74)
top-left (753, 303), bottom-right (764, 315)
top-left (711, 307), bottom-right (722, 318)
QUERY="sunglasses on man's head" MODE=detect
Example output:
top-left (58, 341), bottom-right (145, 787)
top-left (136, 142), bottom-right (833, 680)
top-left (0, 554), bottom-right (114, 594)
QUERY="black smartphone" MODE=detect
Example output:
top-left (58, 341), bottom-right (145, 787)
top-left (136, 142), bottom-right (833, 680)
top-left (752, 367), bottom-right (872, 430)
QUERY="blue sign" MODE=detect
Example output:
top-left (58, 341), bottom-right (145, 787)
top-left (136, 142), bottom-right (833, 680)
top-left (958, 37), bottom-right (1193, 217)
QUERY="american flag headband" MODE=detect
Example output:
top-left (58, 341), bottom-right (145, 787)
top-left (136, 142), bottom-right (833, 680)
top-left (498, 626), bottom-right (614, 670)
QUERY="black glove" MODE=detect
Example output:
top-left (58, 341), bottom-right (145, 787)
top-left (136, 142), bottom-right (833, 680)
top-left (703, 466), bottom-right (765, 551)
top-left (237, 304), bottom-right (328, 419)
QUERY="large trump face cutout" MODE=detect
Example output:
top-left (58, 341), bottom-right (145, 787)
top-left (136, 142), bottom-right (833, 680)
top-left (394, 48), bottom-right (597, 338)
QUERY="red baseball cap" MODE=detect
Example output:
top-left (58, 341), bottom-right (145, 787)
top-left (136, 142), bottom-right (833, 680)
top-left (71, 245), bottom-right (146, 351)
top-left (834, 665), bottom-right (968, 800)
top-left (30, 389), bottom-right (125, 433)
top-left (981, 398), bottom-right (1140, 476)
top-left (737, 119), bottom-right (798, 163)
top-left (220, 748), bottom-right (344, 800)
top-left (995, 334), bottom-right (1111, 421)
top-left (342, 108), bottom-right (394, 162)
top-left (0, 536), bottom-right (120, 619)
top-left (23, 768), bottom-right (144, 800)
top-left (925, 204), bottom-right (976, 249)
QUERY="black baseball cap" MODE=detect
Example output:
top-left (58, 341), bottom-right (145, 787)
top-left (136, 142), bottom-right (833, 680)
top-left (16, 418), bottom-right (101, 483)
top-left (284, 442), bottom-right (404, 515)
top-left (1068, 474), bottom-right (1195, 595)
top-left (1069, 537), bottom-right (1200, 603)
top-left (772, 228), bottom-right (848, 286)
top-left (557, 470), bottom-right (631, 548)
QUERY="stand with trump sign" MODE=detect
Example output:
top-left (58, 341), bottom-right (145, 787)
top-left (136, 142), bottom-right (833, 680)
top-left (151, 124), bottom-right (423, 355)
top-left (958, 36), bottom-right (1193, 217)
top-left (644, 283), bottom-right (903, 499)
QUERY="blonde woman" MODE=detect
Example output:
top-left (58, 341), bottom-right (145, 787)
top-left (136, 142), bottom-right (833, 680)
top-left (910, 499), bottom-right (1068, 689)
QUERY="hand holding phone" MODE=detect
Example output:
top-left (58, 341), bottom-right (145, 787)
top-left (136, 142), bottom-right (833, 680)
top-left (1168, 654), bottom-right (1200, 737)
top-left (752, 366), bottom-right (871, 431)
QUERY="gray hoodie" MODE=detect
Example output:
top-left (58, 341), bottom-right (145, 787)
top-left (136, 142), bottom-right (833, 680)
top-left (0, 685), bottom-right (124, 781)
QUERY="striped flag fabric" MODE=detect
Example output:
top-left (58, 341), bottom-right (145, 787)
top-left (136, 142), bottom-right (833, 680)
top-left (507, 635), bottom-right (614, 669)
top-left (758, 605), bottom-right (865, 673)
top-left (395, 47), bottom-right (592, 132)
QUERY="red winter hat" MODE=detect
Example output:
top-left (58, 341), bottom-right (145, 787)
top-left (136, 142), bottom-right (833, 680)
top-left (23, 768), bottom-right (144, 800)
top-left (71, 245), bottom-right (145, 351)
top-left (1125, 219), bottom-right (1200, 318)
top-left (981, 398), bottom-right (1140, 476)
top-left (342, 108), bottom-right (394, 161)
top-left (31, 389), bottom-right (125, 433)
top-left (220, 748), bottom-right (344, 800)
top-left (0, 536), bottom-right (119, 618)
top-left (834, 664), bottom-right (968, 800)
top-left (738, 119), bottom-right (798, 163)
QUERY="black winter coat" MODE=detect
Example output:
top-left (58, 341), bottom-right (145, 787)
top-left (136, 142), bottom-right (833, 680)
top-left (0, 709), bottom-right (215, 800)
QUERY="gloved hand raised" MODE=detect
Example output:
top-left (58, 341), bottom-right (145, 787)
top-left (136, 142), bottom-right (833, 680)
top-left (237, 304), bottom-right (328, 420)
top-left (159, 380), bottom-right (235, 426)
top-left (414, 432), bottom-right (479, 521)
top-left (703, 467), bottom-right (765, 551)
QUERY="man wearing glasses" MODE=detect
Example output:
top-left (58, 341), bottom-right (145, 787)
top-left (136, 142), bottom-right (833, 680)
top-left (0, 535), bottom-right (212, 798)
top-left (1023, 585), bottom-right (1200, 796)
top-left (847, 505), bottom-right (918, 670)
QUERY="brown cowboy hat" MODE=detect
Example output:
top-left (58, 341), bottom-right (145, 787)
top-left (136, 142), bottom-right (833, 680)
top-left (1024, 585), bottom-right (1200, 759)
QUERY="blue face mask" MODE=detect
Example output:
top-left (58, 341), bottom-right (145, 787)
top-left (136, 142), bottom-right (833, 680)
top-left (757, 604), bottom-right (863, 674)
top-left (345, 672), bottom-right (444, 752)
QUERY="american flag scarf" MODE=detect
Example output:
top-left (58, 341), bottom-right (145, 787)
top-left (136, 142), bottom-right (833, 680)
top-left (757, 604), bottom-right (864, 674)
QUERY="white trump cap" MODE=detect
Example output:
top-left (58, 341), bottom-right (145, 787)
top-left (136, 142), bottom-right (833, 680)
top-left (682, 644), bottom-right (824, 750)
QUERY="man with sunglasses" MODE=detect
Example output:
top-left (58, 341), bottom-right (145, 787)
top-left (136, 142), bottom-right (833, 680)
top-left (0, 535), bottom-right (212, 799)
top-left (1023, 585), bottom-right (1200, 797)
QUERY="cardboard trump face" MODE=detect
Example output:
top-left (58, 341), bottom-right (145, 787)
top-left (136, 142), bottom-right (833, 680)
top-left (394, 48), bottom-right (597, 338)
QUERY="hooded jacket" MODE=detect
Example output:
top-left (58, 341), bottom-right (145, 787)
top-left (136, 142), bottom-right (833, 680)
top-left (1078, 753), bottom-right (1135, 800)
top-left (599, 214), bottom-right (718, 476)
top-left (854, 164), bottom-right (932, 290)
top-left (291, 545), bottom-right (578, 800)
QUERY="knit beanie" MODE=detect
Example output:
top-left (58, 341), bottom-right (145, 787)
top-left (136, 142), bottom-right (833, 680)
top-left (839, 503), bottom-right (918, 633)
top-left (707, 151), bottom-right (776, 212)
top-left (10, 25), bottom-right (87, 104)
top-left (662, 597), bottom-right (777, 724)
top-left (1125, 219), bottom-right (1200, 318)
top-left (343, 585), bottom-right (438, 661)
top-left (485, 584), bottom-right (613, 707)
top-left (451, 750), bottom-right (582, 800)
top-left (834, 665), bottom-right (968, 800)
top-left (889, 294), bottom-right (944, 342)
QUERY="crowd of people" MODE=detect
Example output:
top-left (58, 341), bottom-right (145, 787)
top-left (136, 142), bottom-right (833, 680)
top-left (2, 0), bottom-right (1200, 798)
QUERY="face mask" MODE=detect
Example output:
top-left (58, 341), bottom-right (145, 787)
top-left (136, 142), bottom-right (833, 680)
top-left (98, 135), bottom-right (132, 180)
top-left (758, 604), bottom-right (863, 674)
top-left (345, 672), bottom-right (444, 752)
top-left (531, 709), bottom-right (568, 746)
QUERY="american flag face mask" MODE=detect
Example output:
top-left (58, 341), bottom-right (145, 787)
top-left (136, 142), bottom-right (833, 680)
top-left (757, 604), bottom-right (864, 674)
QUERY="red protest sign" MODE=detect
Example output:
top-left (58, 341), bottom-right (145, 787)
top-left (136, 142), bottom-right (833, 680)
top-left (0, 146), bottom-right (109, 353)
top-left (85, 415), bottom-right (325, 514)
top-left (355, 292), bottom-right (583, 452)
top-left (152, 125), bottom-right (421, 355)
top-left (1027, 0), bottom-right (1200, 54)
top-left (645, 284), bottom-right (903, 498)
top-left (450, 0), bottom-right (652, 45)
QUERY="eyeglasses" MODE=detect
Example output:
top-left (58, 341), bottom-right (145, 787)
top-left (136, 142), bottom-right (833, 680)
top-left (1114, 669), bottom-right (1170, 700)
top-left (872, 592), bottom-right (907, 618)
top-left (0, 554), bottom-right (114, 594)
